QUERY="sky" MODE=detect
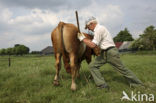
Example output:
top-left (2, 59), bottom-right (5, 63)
top-left (0, 0), bottom-right (156, 51)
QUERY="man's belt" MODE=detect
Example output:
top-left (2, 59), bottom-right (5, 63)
top-left (102, 46), bottom-right (115, 52)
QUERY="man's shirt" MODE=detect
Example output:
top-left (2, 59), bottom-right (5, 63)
top-left (92, 24), bottom-right (115, 50)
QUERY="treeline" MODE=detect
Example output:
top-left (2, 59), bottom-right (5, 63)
top-left (1, 25), bottom-right (155, 55)
top-left (113, 25), bottom-right (156, 50)
top-left (130, 25), bottom-right (156, 50)
top-left (0, 44), bottom-right (29, 55)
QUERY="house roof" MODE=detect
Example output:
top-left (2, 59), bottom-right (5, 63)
top-left (119, 41), bottom-right (132, 50)
top-left (41, 46), bottom-right (54, 53)
top-left (115, 42), bottom-right (123, 49)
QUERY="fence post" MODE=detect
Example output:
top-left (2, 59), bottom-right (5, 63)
top-left (8, 55), bottom-right (11, 67)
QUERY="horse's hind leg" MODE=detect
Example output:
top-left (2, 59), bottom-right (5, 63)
top-left (53, 53), bottom-right (62, 86)
top-left (70, 53), bottom-right (78, 91)
top-left (63, 54), bottom-right (71, 74)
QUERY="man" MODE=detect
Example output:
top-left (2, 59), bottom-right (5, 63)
top-left (77, 16), bottom-right (143, 89)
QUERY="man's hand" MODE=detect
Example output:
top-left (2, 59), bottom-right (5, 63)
top-left (77, 33), bottom-right (86, 41)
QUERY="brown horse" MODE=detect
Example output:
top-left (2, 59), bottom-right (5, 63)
top-left (51, 21), bottom-right (100, 91)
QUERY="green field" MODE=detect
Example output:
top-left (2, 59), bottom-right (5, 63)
top-left (0, 54), bottom-right (156, 103)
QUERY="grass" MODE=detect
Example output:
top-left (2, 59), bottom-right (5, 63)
top-left (0, 54), bottom-right (156, 103)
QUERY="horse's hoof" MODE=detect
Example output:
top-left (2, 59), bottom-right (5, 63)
top-left (71, 83), bottom-right (76, 91)
top-left (53, 80), bottom-right (60, 86)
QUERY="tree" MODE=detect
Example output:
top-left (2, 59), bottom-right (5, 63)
top-left (5, 48), bottom-right (14, 55)
top-left (130, 38), bottom-right (145, 50)
top-left (141, 25), bottom-right (156, 50)
top-left (14, 45), bottom-right (29, 55)
top-left (130, 25), bottom-right (156, 50)
top-left (0, 44), bottom-right (30, 55)
top-left (113, 28), bottom-right (134, 42)
top-left (0, 49), bottom-right (6, 55)
top-left (14, 44), bottom-right (20, 47)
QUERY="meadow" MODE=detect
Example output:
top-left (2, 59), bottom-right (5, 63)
top-left (0, 54), bottom-right (156, 103)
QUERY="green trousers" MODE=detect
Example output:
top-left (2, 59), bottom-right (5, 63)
top-left (89, 47), bottom-right (143, 86)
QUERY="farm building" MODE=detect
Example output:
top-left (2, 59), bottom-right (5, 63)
top-left (41, 46), bottom-right (54, 55)
top-left (115, 42), bottom-right (123, 49)
top-left (119, 41), bottom-right (132, 52)
top-left (115, 41), bottom-right (133, 52)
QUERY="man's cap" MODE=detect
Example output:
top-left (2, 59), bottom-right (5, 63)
top-left (85, 16), bottom-right (97, 29)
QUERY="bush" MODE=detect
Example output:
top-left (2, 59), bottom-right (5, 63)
top-left (130, 25), bottom-right (156, 50)
top-left (0, 49), bottom-right (6, 55)
top-left (0, 44), bottom-right (30, 55)
top-left (14, 45), bottom-right (29, 55)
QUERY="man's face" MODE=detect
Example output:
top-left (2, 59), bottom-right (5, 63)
top-left (87, 23), bottom-right (95, 31)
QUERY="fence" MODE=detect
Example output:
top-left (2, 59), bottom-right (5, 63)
top-left (0, 55), bottom-right (11, 67)
top-left (0, 54), bottom-right (54, 67)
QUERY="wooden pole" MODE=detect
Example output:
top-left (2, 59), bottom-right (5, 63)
top-left (75, 11), bottom-right (81, 33)
top-left (75, 11), bottom-right (90, 86)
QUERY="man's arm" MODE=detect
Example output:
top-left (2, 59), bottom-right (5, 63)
top-left (82, 38), bottom-right (96, 48)
top-left (77, 32), bottom-right (97, 48)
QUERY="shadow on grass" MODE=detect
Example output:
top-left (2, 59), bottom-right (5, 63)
top-left (40, 67), bottom-right (129, 91)
top-left (75, 70), bottom-right (129, 87)
top-left (101, 70), bottom-right (128, 85)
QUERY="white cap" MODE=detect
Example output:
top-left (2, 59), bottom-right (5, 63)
top-left (85, 16), bottom-right (97, 29)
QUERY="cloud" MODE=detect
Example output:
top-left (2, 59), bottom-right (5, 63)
top-left (0, 0), bottom-right (156, 51)
top-left (0, 8), bottom-right (13, 32)
top-left (0, 2), bottom-right (124, 51)
top-left (79, 2), bottom-right (123, 35)
top-left (0, 8), bottom-right (57, 50)
top-left (0, 0), bottom-right (92, 11)
top-left (0, 7), bottom-right (82, 50)
top-left (8, 8), bottom-right (59, 35)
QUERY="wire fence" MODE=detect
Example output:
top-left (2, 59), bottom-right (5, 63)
top-left (0, 55), bottom-right (54, 67)
top-left (0, 56), bottom-right (11, 67)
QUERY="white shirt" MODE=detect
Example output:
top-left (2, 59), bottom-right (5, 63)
top-left (92, 24), bottom-right (115, 50)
